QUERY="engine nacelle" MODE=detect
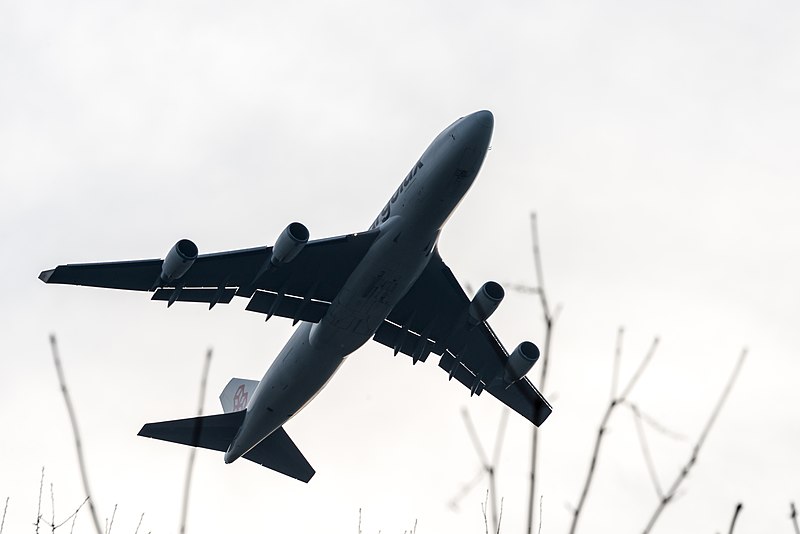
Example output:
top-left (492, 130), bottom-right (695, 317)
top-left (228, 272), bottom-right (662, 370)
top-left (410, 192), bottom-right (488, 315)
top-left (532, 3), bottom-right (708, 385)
top-left (468, 281), bottom-right (505, 325)
top-left (160, 239), bottom-right (198, 282)
top-left (504, 341), bottom-right (540, 385)
top-left (270, 222), bottom-right (309, 267)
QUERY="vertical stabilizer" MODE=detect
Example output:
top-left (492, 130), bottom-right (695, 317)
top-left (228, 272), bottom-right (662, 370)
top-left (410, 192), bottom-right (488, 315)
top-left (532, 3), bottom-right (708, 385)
top-left (219, 378), bottom-right (259, 413)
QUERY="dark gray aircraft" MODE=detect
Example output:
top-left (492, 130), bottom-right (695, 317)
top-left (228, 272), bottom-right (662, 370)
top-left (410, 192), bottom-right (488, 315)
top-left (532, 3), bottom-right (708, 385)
top-left (40, 110), bottom-right (552, 482)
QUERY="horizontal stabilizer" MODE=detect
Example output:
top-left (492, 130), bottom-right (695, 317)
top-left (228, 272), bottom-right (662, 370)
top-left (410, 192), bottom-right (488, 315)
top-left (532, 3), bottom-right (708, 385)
top-left (138, 412), bottom-right (315, 482)
top-left (243, 427), bottom-right (315, 483)
top-left (138, 411), bottom-right (245, 452)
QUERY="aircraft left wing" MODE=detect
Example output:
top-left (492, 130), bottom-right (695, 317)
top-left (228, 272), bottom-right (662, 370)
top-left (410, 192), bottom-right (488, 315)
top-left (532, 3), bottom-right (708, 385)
top-left (40, 229), bottom-right (380, 319)
top-left (372, 250), bottom-right (552, 426)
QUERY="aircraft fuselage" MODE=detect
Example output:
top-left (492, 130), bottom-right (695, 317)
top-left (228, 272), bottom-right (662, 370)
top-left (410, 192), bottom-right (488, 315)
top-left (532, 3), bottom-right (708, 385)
top-left (224, 110), bottom-right (494, 463)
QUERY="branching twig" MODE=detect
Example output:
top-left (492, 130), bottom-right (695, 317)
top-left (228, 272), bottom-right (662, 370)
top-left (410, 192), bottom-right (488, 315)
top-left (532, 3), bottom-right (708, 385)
top-left (179, 348), bottom-right (213, 534)
top-left (568, 334), bottom-right (659, 534)
top-left (49, 335), bottom-right (103, 534)
top-left (42, 498), bottom-right (89, 531)
top-left (527, 212), bottom-right (556, 534)
top-left (790, 502), bottom-right (799, 534)
top-left (641, 349), bottom-right (747, 534)
top-left (728, 503), bottom-right (742, 534)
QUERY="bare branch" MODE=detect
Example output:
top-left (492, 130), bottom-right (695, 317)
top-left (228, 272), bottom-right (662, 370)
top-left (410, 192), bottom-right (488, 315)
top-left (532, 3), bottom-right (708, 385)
top-left (568, 336), bottom-right (659, 534)
top-left (448, 468), bottom-right (485, 510)
top-left (49, 335), bottom-right (103, 534)
top-left (631, 405), bottom-right (663, 498)
top-left (134, 514), bottom-right (144, 534)
top-left (527, 212), bottom-right (556, 534)
top-left (790, 502), bottom-right (799, 534)
top-left (727, 503), bottom-right (742, 534)
top-left (462, 409), bottom-right (490, 469)
top-left (641, 349), bottom-right (747, 534)
top-left (180, 348), bottom-right (213, 534)
top-left (491, 410), bottom-right (509, 469)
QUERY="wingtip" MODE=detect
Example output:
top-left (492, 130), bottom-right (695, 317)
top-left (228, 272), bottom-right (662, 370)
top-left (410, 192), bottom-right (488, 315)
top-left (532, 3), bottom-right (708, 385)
top-left (39, 269), bottom-right (55, 283)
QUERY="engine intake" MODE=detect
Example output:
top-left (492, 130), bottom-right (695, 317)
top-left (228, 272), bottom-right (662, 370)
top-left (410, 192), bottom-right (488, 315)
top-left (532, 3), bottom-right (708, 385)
top-left (160, 239), bottom-right (198, 282)
top-left (271, 222), bottom-right (309, 267)
top-left (468, 281), bottom-right (504, 325)
top-left (504, 341), bottom-right (540, 385)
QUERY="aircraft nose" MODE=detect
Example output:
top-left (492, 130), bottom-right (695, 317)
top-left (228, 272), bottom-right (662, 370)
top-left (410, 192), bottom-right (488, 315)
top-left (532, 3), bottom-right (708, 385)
top-left (471, 110), bottom-right (494, 129)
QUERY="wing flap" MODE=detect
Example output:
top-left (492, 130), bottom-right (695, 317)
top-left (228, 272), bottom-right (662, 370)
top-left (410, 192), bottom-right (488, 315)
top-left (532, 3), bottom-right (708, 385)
top-left (151, 287), bottom-right (236, 305)
top-left (245, 291), bottom-right (329, 323)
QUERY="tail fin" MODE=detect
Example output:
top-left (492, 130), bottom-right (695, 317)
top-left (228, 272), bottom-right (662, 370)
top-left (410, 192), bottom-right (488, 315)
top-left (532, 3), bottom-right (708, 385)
top-left (219, 378), bottom-right (259, 413)
top-left (138, 413), bottom-right (315, 482)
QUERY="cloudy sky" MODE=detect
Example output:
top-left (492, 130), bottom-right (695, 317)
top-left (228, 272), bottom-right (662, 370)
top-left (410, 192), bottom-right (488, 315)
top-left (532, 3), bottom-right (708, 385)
top-left (2, 1), bottom-right (799, 533)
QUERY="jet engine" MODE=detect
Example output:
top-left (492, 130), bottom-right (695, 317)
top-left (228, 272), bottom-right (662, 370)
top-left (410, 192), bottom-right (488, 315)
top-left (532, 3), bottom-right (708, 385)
top-left (160, 239), bottom-right (198, 282)
top-left (503, 341), bottom-right (540, 385)
top-left (270, 222), bottom-right (309, 267)
top-left (468, 281), bottom-right (504, 325)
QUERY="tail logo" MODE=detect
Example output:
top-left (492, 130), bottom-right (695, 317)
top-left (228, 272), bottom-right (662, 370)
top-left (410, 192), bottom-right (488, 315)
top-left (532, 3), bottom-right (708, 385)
top-left (233, 384), bottom-right (249, 411)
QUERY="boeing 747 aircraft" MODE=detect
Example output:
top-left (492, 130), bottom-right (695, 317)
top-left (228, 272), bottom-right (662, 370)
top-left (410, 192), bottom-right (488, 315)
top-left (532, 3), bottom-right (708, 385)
top-left (40, 110), bottom-right (552, 482)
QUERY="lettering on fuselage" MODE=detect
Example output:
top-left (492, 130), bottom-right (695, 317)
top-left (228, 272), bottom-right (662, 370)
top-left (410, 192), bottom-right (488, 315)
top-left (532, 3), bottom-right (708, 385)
top-left (369, 160), bottom-right (424, 230)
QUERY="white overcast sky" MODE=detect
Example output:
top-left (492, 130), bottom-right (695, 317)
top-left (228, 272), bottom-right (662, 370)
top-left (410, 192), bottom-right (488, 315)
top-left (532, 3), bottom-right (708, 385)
top-left (1, 1), bottom-right (799, 533)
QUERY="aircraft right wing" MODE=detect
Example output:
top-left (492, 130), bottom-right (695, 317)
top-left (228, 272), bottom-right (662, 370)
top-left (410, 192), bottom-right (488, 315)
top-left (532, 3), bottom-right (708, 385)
top-left (372, 250), bottom-right (552, 426)
top-left (40, 229), bottom-right (380, 322)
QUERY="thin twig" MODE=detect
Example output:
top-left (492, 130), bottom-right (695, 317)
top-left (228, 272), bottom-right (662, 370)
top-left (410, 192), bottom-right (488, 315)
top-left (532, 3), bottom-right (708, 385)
top-left (105, 504), bottom-right (116, 534)
top-left (622, 402), bottom-right (686, 441)
top-left (728, 503), bottom-right (742, 534)
top-left (49, 335), bottom-right (103, 534)
top-left (50, 483), bottom-right (55, 534)
top-left (568, 336), bottom-right (659, 534)
top-left (179, 348), bottom-right (213, 534)
top-left (1, 496), bottom-right (8, 534)
top-left (641, 349), bottom-right (747, 534)
top-left (495, 498), bottom-right (504, 534)
top-left (358, 508), bottom-right (362, 534)
top-left (611, 327), bottom-right (623, 401)
top-left (527, 212), bottom-right (555, 534)
top-left (790, 502), bottom-right (799, 534)
top-left (631, 404), bottom-right (663, 498)
top-left (36, 467), bottom-right (44, 534)
top-left (537, 496), bottom-right (543, 534)
top-left (134, 513), bottom-right (144, 534)
top-left (482, 490), bottom-right (490, 534)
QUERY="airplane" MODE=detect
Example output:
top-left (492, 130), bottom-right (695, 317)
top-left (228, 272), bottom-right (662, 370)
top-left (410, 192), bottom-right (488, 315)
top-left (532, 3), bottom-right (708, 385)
top-left (39, 110), bottom-right (552, 482)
